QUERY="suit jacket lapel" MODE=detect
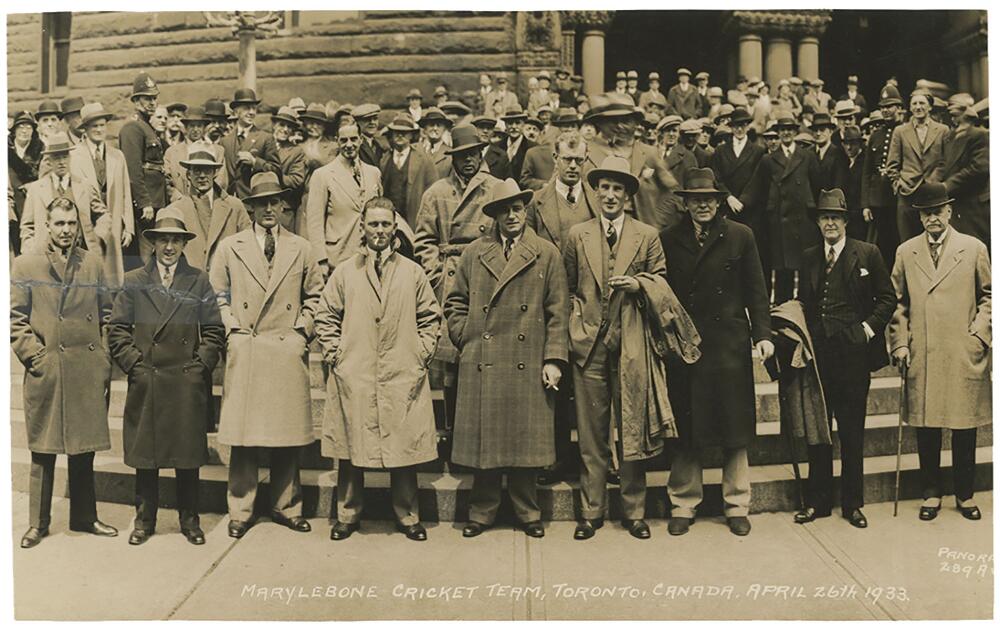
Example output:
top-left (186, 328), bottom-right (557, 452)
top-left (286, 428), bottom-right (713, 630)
top-left (922, 123), bottom-right (943, 154)
top-left (262, 232), bottom-right (298, 306)
top-left (535, 185), bottom-right (562, 245)
top-left (455, 171), bottom-right (488, 220)
top-left (612, 217), bottom-right (642, 277)
top-left (231, 230), bottom-right (270, 290)
top-left (492, 238), bottom-right (537, 303)
top-left (479, 239), bottom-right (506, 282)
top-left (330, 160), bottom-right (363, 210)
top-left (928, 233), bottom-right (965, 292)
top-left (205, 194), bottom-right (233, 250)
top-left (141, 260), bottom-right (169, 315)
top-left (780, 148), bottom-right (803, 181)
top-left (911, 238), bottom-right (936, 282)
top-left (580, 222), bottom-right (604, 287)
top-left (731, 141), bottom-right (753, 171)
top-left (942, 130), bottom-right (968, 173)
top-left (154, 260), bottom-right (199, 339)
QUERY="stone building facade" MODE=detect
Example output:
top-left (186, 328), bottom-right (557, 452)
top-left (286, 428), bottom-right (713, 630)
top-left (7, 9), bottom-right (988, 134)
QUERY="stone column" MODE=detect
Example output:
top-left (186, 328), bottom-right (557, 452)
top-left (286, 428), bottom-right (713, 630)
top-left (969, 56), bottom-right (982, 100)
top-left (559, 11), bottom-right (577, 72)
top-left (738, 34), bottom-right (763, 81)
top-left (978, 51), bottom-right (988, 99)
top-left (957, 60), bottom-right (971, 94)
top-left (570, 11), bottom-right (615, 96)
top-left (796, 36), bottom-right (820, 82)
top-left (764, 37), bottom-right (793, 86)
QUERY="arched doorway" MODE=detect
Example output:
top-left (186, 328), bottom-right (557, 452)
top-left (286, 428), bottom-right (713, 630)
top-left (602, 11), bottom-right (728, 92)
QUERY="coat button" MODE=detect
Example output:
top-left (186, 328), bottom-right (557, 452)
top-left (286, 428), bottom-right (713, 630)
top-left (448, 270), bottom-right (455, 276)
top-left (520, 304), bottom-right (527, 311)
top-left (517, 334), bottom-right (525, 341)
top-left (517, 362), bottom-right (525, 369)
top-left (714, 315), bottom-right (720, 322)
top-left (483, 333), bottom-right (491, 340)
top-left (717, 287), bottom-right (723, 294)
top-left (183, 367), bottom-right (188, 373)
top-left (479, 225), bottom-right (486, 232)
top-left (483, 306), bottom-right (489, 314)
top-left (86, 314), bottom-right (93, 321)
top-left (375, 317), bottom-right (381, 324)
top-left (153, 341), bottom-right (157, 346)
top-left (243, 302), bottom-right (249, 309)
top-left (279, 335), bottom-right (285, 341)
top-left (59, 344), bottom-right (65, 352)
top-left (88, 343), bottom-right (95, 351)
top-left (252, 332), bottom-right (258, 337)
top-left (182, 339), bottom-right (187, 345)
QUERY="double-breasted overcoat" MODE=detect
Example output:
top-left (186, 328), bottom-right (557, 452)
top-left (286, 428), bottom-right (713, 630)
top-left (164, 186), bottom-right (250, 271)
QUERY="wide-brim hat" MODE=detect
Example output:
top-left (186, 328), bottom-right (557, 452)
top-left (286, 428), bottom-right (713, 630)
top-left (271, 106), bottom-right (301, 128)
top-left (810, 113), bottom-right (837, 129)
top-left (60, 96), bottom-right (85, 116)
top-left (243, 171), bottom-right (289, 202)
top-left (142, 207), bottom-right (197, 241)
top-left (41, 132), bottom-right (72, 155)
top-left (584, 93), bottom-right (644, 122)
top-left (230, 88), bottom-right (261, 109)
top-left (298, 103), bottom-right (329, 124)
top-left (833, 100), bottom-right (860, 118)
top-left (9, 110), bottom-right (37, 131)
top-left (551, 108), bottom-right (580, 126)
top-left (179, 146), bottom-right (224, 169)
top-left (482, 178), bottom-right (534, 217)
top-left (445, 124), bottom-right (487, 154)
top-left (814, 188), bottom-right (849, 214)
top-left (418, 107), bottom-right (453, 127)
top-left (729, 108), bottom-right (753, 126)
top-left (586, 155), bottom-right (639, 196)
top-left (36, 100), bottom-right (63, 119)
top-left (908, 181), bottom-right (954, 210)
top-left (675, 167), bottom-right (727, 197)
top-left (77, 103), bottom-right (116, 130)
top-left (386, 113), bottom-right (420, 133)
top-left (181, 106), bottom-right (211, 123)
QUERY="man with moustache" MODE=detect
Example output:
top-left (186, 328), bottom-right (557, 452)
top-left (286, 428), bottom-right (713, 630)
top-left (380, 113), bottom-right (437, 228)
top-left (793, 188), bottom-right (894, 529)
top-left (861, 85), bottom-right (904, 269)
top-left (164, 106), bottom-right (228, 202)
top-left (119, 72), bottom-right (168, 267)
top-left (220, 88), bottom-right (281, 201)
top-left (500, 106), bottom-right (535, 182)
top-left (164, 102), bottom-right (187, 147)
top-left (418, 107), bottom-right (454, 180)
top-left (306, 123), bottom-right (383, 278)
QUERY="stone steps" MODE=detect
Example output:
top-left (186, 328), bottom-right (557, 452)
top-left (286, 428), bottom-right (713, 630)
top-left (9, 446), bottom-right (992, 520)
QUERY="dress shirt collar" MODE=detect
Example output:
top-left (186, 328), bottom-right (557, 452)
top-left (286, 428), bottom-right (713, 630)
top-left (192, 186), bottom-right (214, 207)
top-left (600, 213), bottom-right (625, 237)
top-left (782, 142), bottom-right (796, 158)
top-left (51, 171), bottom-right (71, 192)
top-left (816, 141), bottom-right (831, 160)
top-left (732, 135), bottom-right (747, 156)
top-left (393, 145), bottom-right (411, 164)
top-left (927, 227), bottom-right (949, 246)
top-left (253, 221), bottom-right (280, 253)
top-left (500, 232), bottom-right (522, 252)
top-left (85, 136), bottom-right (105, 160)
top-left (236, 123), bottom-right (253, 137)
top-left (554, 179), bottom-right (582, 203)
top-left (156, 260), bottom-right (176, 284)
top-left (825, 235), bottom-right (847, 262)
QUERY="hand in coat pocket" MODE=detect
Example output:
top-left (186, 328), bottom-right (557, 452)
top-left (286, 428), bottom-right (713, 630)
top-left (968, 333), bottom-right (989, 362)
top-left (27, 349), bottom-right (46, 378)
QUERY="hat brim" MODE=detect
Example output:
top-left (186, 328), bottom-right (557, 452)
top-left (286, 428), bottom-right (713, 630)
top-left (419, 117), bottom-right (454, 128)
top-left (386, 124), bottom-right (420, 133)
top-left (877, 98), bottom-right (902, 107)
top-left (811, 206), bottom-right (851, 215)
top-left (298, 113), bottom-right (329, 124)
top-left (271, 114), bottom-right (301, 128)
top-left (586, 169), bottom-right (640, 197)
top-left (10, 118), bottom-right (37, 131)
top-left (911, 197), bottom-right (955, 210)
top-left (584, 109), bottom-right (644, 123)
top-left (243, 187), bottom-right (290, 202)
top-left (179, 158), bottom-right (224, 168)
top-left (445, 141), bottom-right (487, 155)
top-left (35, 110), bottom-right (64, 119)
top-left (676, 187), bottom-right (728, 197)
top-left (142, 227), bottom-right (197, 241)
top-left (130, 91), bottom-right (159, 99)
top-left (78, 113), bottom-right (116, 130)
top-left (482, 190), bottom-right (534, 217)
top-left (230, 99), bottom-right (261, 109)
top-left (41, 146), bottom-right (72, 156)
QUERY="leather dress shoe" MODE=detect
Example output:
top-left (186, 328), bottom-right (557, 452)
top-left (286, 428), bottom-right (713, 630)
top-left (843, 508), bottom-right (868, 529)
top-left (537, 469), bottom-right (565, 486)
top-left (793, 507), bottom-right (831, 524)
top-left (330, 521), bottom-right (360, 540)
top-left (919, 501), bottom-right (942, 521)
top-left (70, 520), bottom-right (118, 537)
top-left (623, 519), bottom-right (651, 539)
top-left (573, 518), bottom-right (603, 540)
top-left (129, 528), bottom-right (154, 545)
top-left (462, 521), bottom-right (489, 538)
top-left (397, 523), bottom-right (427, 541)
top-left (20, 526), bottom-right (49, 549)
top-left (228, 520), bottom-right (250, 538)
top-left (182, 526), bottom-right (206, 545)
top-left (727, 516), bottom-right (752, 536)
top-left (272, 514), bottom-right (311, 532)
top-left (957, 504), bottom-right (982, 521)
top-left (667, 517), bottom-right (693, 536)
top-left (522, 521), bottom-right (545, 538)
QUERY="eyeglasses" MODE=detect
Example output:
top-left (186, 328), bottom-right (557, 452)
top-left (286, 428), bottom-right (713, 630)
top-left (558, 156), bottom-right (586, 165)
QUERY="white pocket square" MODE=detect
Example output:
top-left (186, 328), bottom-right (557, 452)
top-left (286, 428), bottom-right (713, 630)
top-left (859, 268), bottom-right (869, 277)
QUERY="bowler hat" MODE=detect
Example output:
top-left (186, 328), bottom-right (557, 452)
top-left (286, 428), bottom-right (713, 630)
top-left (481, 178), bottom-right (534, 218)
top-left (180, 106), bottom-right (211, 124)
top-left (142, 207), bottom-right (197, 241)
top-left (298, 103), bottom-right (329, 124)
top-left (9, 110), bottom-right (36, 131)
top-left (41, 132), bottom-right (72, 155)
top-left (60, 96), bottom-right (85, 116)
top-left (676, 168), bottom-right (728, 197)
top-left (909, 181), bottom-right (954, 210)
top-left (552, 107), bottom-right (580, 126)
top-left (810, 113), bottom-right (836, 129)
top-left (841, 125), bottom-right (864, 143)
top-left (203, 99), bottom-right (228, 120)
top-left (271, 106), bottom-right (300, 128)
top-left (586, 155), bottom-right (639, 196)
top-left (130, 72), bottom-right (160, 99)
top-left (386, 113), bottom-right (420, 133)
top-left (243, 171), bottom-right (288, 203)
top-left (230, 88), bottom-right (261, 109)
top-left (418, 107), bottom-right (453, 127)
top-left (878, 85), bottom-right (902, 107)
top-left (814, 188), bottom-right (849, 214)
top-left (36, 100), bottom-right (63, 119)
top-left (729, 108), bottom-right (753, 126)
top-left (179, 145), bottom-right (224, 169)
top-left (77, 102), bottom-right (116, 130)
top-left (445, 125), bottom-right (486, 155)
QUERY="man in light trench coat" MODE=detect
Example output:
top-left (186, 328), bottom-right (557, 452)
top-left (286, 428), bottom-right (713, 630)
top-left (209, 172), bottom-right (325, 538)
top-left (888, 181), bottom-right (991, 522)
top-left (445, 178), bottom-right (569, 539)
top-left (108, 207), bottom-right (225, 546)
top-left (316, 197), bottom-right (442, 542)
top-left (11, 196), bottom-right (119, 548)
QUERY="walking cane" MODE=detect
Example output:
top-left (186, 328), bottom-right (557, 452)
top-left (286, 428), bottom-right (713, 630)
top-left (893, 363), bottom-right (908, 517)
top-left (787, 428), bottom-right (806, 511)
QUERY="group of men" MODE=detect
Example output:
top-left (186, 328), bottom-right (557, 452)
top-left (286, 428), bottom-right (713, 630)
top-left (9, 65), bottom-right (991, 547)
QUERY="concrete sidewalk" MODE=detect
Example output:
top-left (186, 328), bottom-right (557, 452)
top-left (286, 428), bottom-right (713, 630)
top-left (11, 492), bottom-right (993, 620)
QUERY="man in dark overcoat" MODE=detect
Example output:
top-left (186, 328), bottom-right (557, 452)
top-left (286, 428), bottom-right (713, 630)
top-left (445, 179), bottom-right (569, 539)
top-left (108, 207), bottom-right (225, 545)
top-left (11, 197), bottom-right (119, 548)
top-left (812, 113), bottom-right (849, 193)
top-left (661, 168), bottom-right (773, 537)
top-left (220, 88), bottom-right (281, 200)
top-left (941, 107), bottom-right (990, 249)
top-left (740, 112), bottom-right (822, 302)
top-left (709, 108), bottom-right (766, 249)
top-left (860, 85), bottom-right (903, 270)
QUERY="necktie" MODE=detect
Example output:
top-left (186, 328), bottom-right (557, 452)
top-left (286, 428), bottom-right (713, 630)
top-left (264, 228), bottom-right (275, 263)
top-left (374, 249), bottom-right (383, 279)
top-left (162, 265), bottom-right (173, 289)
top-left (826, 246), bottom-right (836, 274)
top-left (566, 188), bottom-right (576, 205)
top-left (606, 223), bottom-right (618, 249)
top-left (697, 227), bottom-right (709, 247)
top-left (194, 193), bottom-right (212, 233)
top-left (929, 241), bottom-right (941, 267)
top-left (352, 163), bottom-right (362, 186)
top-left (237, 129), bottom-right (247, 144)
top-left (57, 177), bottom-right (66, 196)
top-left (394, 152), bottom-right (405, 169)
top-left (503, 238), bottom-right (512, 260)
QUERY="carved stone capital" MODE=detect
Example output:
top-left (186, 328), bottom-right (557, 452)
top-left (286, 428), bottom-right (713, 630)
top-left (942, 11), bottom-right (988, 58)
top-left (562, 10), bottom-right (615, 33)
top-left (723, 10), bottom-right (832, 39)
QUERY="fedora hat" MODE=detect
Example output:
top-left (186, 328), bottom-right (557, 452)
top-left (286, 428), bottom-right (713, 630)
top-left (585, 93), bottom-right (644, 121)
top-left (181, 106), bottom-right (211, 123)
top-left (675, 167), bottom-right (727, 197)
top-left (878, 85), bottom-right (902, 107)
top-left (271, 106), bottom-right (300, 128)
top-left (60, 96), bottom-right (85, 116)
top-left (814, 188), bottom-right (849, 214)
top-left (587, 155), bottom-right (639, 196)
top-left (909, 181), bottom-right (954, 210)
top-left (243, 172), bottom-right (289, 203)
top-left (440, 100), bottom-right (472, 117)
top-left (41, 132), bottom-right (73, 155)
top-left (551, 107), bottom-right (580, 126)
top-left (729, 108), bottom-right (753, 126)
top-left (77, 102), bottom-right (116, 130)
top-left (773, 112), bottom-right (798, 128)
top-left (203, 99), bottom-right (228, 120)
top-left (481, 178), bottom-right (534, 218)
top-left (9, 110), bottom-right (36, 131)
top-left (179, 144), bottom-right (224, 169)
top-left (418, 107), bottom-right (453, 127)
top-left (500, 105), bottom-right (527, 122)
top-left (445, 125), bottom-right (486, 154)
top-left (841, 125), bottom-right (864, 143)
top-left (833, 100), bottom-right (860, 118)
top-left (298, 103), bottom-right (329, 124)
top-left (810, 113), bottom-right (837, 129)
top-left (142, 207), bottom-right (197, 241)
top-left (130, 72), bottom-right (160, 99)
top-left (230, 88), bottom-right (261, 109)
top-left (470, 115), bottom-right (498, 129)
top-left (36, 100), bottom-right (63, 119)
top-left (386, 113), bottom-right (420, 133)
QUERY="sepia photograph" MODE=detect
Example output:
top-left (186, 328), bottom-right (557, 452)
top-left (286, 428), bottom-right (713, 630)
top-left (3, 2), bottom-right (994, 621)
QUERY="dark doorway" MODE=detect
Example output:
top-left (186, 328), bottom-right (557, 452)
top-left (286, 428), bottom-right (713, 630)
top-left (603, 11), bottom-right (727, 92)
